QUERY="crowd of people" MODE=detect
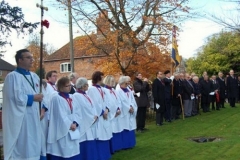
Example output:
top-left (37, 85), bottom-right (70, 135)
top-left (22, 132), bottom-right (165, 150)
top-left (2, 49), bottom-right (239, 160)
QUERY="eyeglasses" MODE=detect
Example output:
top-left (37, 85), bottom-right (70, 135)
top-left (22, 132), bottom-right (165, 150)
top-left (22, 56), bottom-right (34, 60)
top-left (65, 85), bottom-right (71, 87)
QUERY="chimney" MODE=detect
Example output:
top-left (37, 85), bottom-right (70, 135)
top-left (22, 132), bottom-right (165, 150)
top-left (96, 10), bottom-right (110, 35)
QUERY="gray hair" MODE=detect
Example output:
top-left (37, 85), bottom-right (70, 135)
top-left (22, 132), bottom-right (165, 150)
top-left (68, 72), bottom-right (79, 81)
top-left (192, 76), bottom-right (199, 81)
top-left (75, 77), bottom-right (88, 89)
top-left (118, 76), bottom-right (128, 85)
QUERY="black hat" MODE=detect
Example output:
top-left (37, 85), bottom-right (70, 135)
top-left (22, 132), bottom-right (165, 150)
top-left (164, 70), bottom-right (170, 75)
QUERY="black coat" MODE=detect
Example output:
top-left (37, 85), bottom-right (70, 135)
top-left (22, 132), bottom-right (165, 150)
top-left (182, 80), bottom-right (194, 100)
top-left (133, 78), bottom-right (150, 107)
top-left (163, 78), bottom-right (172, 99)
top-left (226, 76), bottom-right (238, 98)
top-left (200, 80), bottom-right (213, 103)
top-left (152, 78), bottom-right (165, 112)
top-left (172, 79), bottom-right (181, 106)
top-left (216, 77), bottom-right (226, 98)
top-left (192, 82), bottom-right (200, 96)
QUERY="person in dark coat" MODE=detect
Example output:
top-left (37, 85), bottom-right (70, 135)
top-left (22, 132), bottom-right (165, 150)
top-left (199, 71), bottom-right (207, 83)
top-left (68, 72), bottom-right (79, 94)
top-left (211, 75), bottom-right (220, 110)
top-left (227, 69), bottom-right (238, 107)
top-left (133, 72), bottom-right (150, 132)
top-left (200, 75), bottom-right (213, 112)
top-left (163, 70), bottom-right (173, 122)
top-left (182, 73), bottom-right (194, 117)
top-left (152, 71), bottom-right (166, 126)
top-left (171, 73), bottom-right (181, 120)
top-left (192, 76), bottom-right (201, 115)
top-left (216, 72), bottom-right (226, 108)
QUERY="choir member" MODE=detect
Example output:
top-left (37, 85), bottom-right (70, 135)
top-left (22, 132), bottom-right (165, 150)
top-left (2, 49), bottom-right (44, 160)
top-left (103, 75), bottom-right (122, 153)
top-left (116, 76), bottom-right (137, 149)
top-left (87, 71), bottom-right (112, 160)
top-left (47, 77), bottom-right (81, 160)
top-left (72, 77), bottom-right (98, 160)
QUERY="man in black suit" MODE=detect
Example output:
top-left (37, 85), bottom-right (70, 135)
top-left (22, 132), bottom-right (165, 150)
top-left (152, 71), bottom-right (166, 126)
top-left (227, 69), bottom-right (238, 107)
top-left (68, 72), bottom-right (79, 94)
top-left (171, 73), bottom-right (181, 120)
top-left (200, 75), bottom-right (213, 112)
top-left (182, 73), bottom-right (194, 117)
top-left (211, 75), bottom-right (220, 110)
top-left (163, 70), bottom-right (173, 122)
top-left (216, 72), bottom-right (226, 108)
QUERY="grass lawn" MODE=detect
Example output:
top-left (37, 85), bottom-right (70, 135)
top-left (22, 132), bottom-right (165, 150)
top-left (111, 104), bottom-right (240, 160)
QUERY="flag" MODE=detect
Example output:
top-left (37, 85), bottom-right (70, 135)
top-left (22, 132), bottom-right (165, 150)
top-left (171, 25), bottom-right (180, 67)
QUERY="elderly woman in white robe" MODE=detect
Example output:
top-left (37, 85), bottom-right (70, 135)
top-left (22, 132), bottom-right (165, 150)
top-left (103, 75), bottom-right (122, 153)
top-left (87, 71), bottom-right (112, 160)
top-left (47, 77), bottom-right (82, 160)
top-left (72, 77), bottom-right (98, 160)
top-left (116, 76), bottom-right (138, 149)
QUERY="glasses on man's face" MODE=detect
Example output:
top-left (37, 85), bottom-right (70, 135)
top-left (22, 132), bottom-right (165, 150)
top-left (22, 56), bottom-right (34, 60)
top-left (65, 85), bottom-right (71, 87)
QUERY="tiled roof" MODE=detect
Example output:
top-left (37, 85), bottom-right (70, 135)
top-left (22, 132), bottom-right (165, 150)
top-left (45, 35), bottom-right (106, 61)
top-left (0, 59), bottom-right (15, 71)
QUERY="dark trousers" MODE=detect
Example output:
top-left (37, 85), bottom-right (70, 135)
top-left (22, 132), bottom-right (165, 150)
top-left (201, 101), bottom-right (210, 112)
top-left (229, 97), bottom-right (236, 107)
top-left (211, 95), bottom-right (216, 109)
top-left (156, 112), bottom-right (164, 125)
top-left (137, 107), bottom-right (147, 130)
top-left (164, 98), bottom-right (172, 121)
top-left (219, 97), bottom-right (225, 108)
top-left (171, 105), bottom-right (180, 119)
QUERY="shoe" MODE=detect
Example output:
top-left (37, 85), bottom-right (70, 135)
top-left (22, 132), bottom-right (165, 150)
top-left (167, 120), bottom-right (172, 122)
top-left (137, 129), bottom-right (144, 133)
top-left (142, 128), bottom-right (148, 131)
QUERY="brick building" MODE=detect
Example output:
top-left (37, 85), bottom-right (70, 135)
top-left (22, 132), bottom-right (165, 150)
top-left (44, 11), bottom-right (110, 79)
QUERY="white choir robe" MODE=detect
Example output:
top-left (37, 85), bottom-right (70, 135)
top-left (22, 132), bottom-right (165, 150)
top-left (40, 82), bottom-right (58, 158)
top-left (87, 86), bottom-right (112, 140)
top-left (72, 92), bottom-right (98, 160)
top-left (116, 88), bottom-right (138, 131)
top-left (71, 92), bottom-right (97, 141)
top-left (2, 71), bottom-right (42, 160)
top-left (47, 94), bottom-right (82, 158)
top-left (104, 88), bottom-right (122, 133)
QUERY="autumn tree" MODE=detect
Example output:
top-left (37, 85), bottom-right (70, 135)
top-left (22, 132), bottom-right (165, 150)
top-left (25, 33), bottom-right (55, 73)
top-left (186, 31), bottom-right (240, 75)
top-left (0, 0), bottom-right (39, 48)
top-left (57, 0), bottom-right (189, 76)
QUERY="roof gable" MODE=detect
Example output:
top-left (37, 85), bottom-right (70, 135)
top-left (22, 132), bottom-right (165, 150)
top-left (0, 59), bottom-right (15, 71)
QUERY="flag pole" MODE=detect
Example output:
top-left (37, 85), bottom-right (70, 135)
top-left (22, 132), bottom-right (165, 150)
top-left (37, 0), bottom-right (48, 113)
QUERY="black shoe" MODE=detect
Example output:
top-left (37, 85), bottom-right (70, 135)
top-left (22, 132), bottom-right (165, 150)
top-left (142, 128), bottom-right (148, 131)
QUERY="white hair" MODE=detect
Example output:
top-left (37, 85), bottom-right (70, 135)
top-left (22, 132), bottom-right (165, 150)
top-left (68, 72), bottom-right (78, 81)
top-left (75, 77), bottom-right (88, 89)
top-left (118, 76), bottom-right (128, 85)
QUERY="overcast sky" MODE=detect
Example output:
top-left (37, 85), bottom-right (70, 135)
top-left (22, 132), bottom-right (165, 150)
top-left (2, 0), bottom-right (235, 65)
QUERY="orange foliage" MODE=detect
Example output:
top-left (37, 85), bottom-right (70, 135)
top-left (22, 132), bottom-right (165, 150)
top-left (27, 44), bottom-right (48, 72)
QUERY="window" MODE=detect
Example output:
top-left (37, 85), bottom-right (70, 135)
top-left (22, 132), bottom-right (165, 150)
top-left (0, 70), bottom-right (2, 76)
top-left (60, 63), bottom-right (71, 73)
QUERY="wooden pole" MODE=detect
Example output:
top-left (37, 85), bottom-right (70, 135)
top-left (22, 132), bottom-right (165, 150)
top-left (179, 95), bottom-right (185, 120)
